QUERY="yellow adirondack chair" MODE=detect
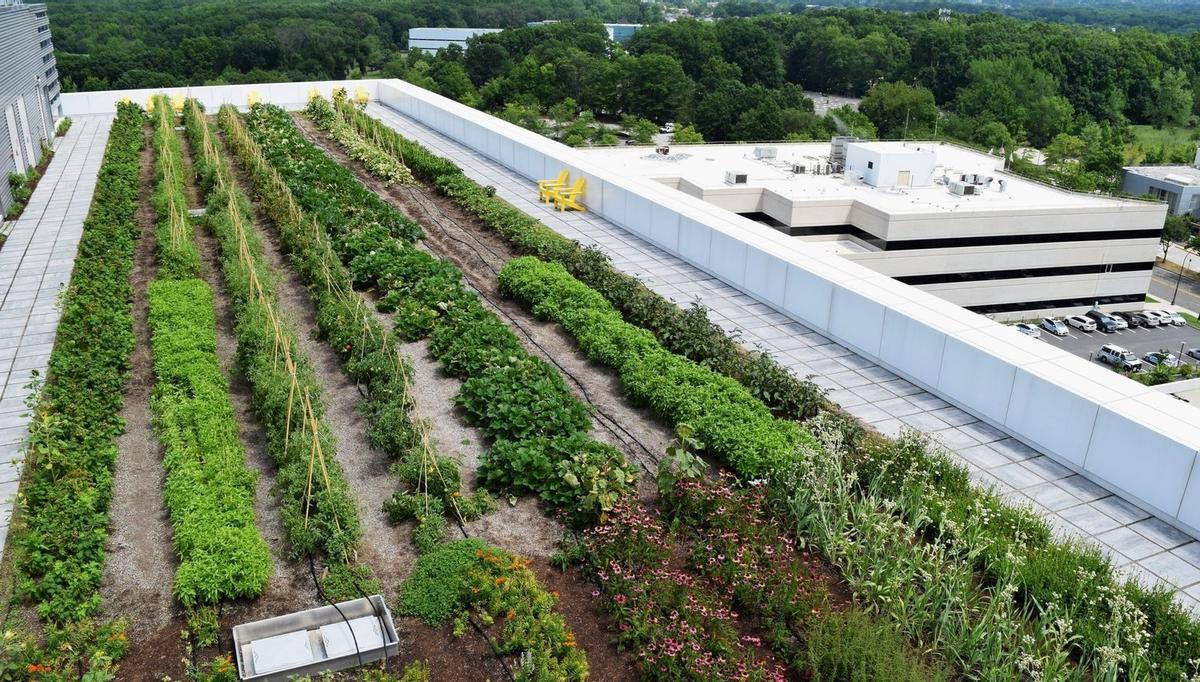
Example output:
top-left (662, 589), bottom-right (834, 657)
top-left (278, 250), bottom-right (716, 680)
top-left (554, 177), bottom-right (587, 212)
top-left (538, 170), bottom-right (569, 203)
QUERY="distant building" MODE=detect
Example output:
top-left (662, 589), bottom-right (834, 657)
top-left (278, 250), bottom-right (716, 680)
top-left (584, 139), bottom-right (1166, 318)
top-left (1, 0), bottom-right (61, 215)
top-left (526, 21), bottom-right (643, 43)
top-left (407, 27), bottom-right (503, 53)
top-left (1122, 148), bottom-right (1200, 216)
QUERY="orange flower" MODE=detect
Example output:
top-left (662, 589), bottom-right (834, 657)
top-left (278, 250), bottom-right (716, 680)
top-left (551, 591), bottom-right (560, 598)
top-left (506, 610), bottom-right (515, 621)
top-left (494, 577), bottom-right (507, 586)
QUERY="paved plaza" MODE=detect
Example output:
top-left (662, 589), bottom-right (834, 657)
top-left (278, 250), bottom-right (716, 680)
top-left (0, 115), bottom-right (113, 563)
top-left (368, 102), bottom-right (1200, 610)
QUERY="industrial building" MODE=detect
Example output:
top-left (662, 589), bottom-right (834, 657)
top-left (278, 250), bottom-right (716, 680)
top-left (406, 27), bottom-right (503, 52)
top-left (1122, 149), bottom-right (1200, 217)
top-left (0, 0), bottom-right (61, 215)
top-left (584, 139), bottom-right (1166, 319)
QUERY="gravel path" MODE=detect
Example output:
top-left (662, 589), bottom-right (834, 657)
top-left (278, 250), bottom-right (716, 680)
top-left (100, 125), bottom-right (182, 669)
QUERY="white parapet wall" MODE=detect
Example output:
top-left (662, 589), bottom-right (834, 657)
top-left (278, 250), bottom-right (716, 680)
top-left (375, 79), bottom-right (1200, 538)
top-left (59, 79), bottom-right (382, 116)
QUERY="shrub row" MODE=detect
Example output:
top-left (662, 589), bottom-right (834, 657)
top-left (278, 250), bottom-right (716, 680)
top-left (150, 95), bottom-right (200, 279)
top-left (498, 256), bottom-right (813, 478)
top-left (147, 278), bottom-right (272, 606)
top-left (398, 539), bottom-right (589, 681)
top-left (219, 101), bottom-right (493, 552)
top-left (14, 102), bottom-right (145, 624)
top-left (250, 102), bottom-right (635, 527)
top-left (333, 99), bottom-right (825, 422)
top-left (183, 101), bottom-right (362, 569)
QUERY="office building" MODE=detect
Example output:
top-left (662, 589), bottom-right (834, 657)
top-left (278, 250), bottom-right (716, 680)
top-left (584, 139), bottom-right (1166, 319)
top-left (0, 0), bottom-right (60, 215)
top-left (1122, 149), bottom-right (1200, 217)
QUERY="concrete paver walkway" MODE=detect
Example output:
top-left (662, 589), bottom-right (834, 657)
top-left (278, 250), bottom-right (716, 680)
top-left (369, 102), bottom-right (1200, 610)
top-left (0, 114), bottom-right (114, 563)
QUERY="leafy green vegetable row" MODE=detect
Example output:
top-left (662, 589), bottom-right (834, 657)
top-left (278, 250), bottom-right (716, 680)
top-left (183, 101), bottom-right (362, 571)
top-left (219, 101), bottom-right (493, 553)
top-left (14, 102), bottom-right (145, 624)
top-left (499, 256), bottom-right (814, 478)
top-left (348, 105), bottom-right (1200, 676)
top-left (334, 97), bottom-right (825, 422)
top-left (247, 102), bottom-right (635, 527)
top-left (147, 279), bottom-right (272, 606)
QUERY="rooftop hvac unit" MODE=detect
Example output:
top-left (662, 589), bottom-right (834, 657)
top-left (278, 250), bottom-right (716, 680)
top-left (792, 163), bottom-right (806, 174)
top-left (753, 146), bottom-right (778, 160)
top-left (948, 180), bottom-right (976, 196)
top-left (829, 135), bottom-right (861, 167)
top-left (725, 171), bottom-right (748, 185)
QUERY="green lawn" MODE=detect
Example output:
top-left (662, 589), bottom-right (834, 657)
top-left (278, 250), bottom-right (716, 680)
top-left (1131, 124), bottom-right (1199, 149)
top-left (1182, 311), bottom-right (1200, 331)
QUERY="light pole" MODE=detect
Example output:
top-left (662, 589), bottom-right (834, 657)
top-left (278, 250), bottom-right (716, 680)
top-left (1172, 252), bottom-right (1194, 306)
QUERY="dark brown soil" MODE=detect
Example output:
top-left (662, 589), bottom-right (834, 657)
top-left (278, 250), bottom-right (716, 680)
top-left (102, 125), bottom-right (185, 680)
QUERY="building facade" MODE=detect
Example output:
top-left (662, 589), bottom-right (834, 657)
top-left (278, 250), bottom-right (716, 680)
top-left (584, 140), bottom-right (1166, 320)
top-left (1122, 150), bottom-right (1200, 217)
top-left (0, 0), bottom-right (60, 215)
top-left (407, 27), bottom-right (503, 53)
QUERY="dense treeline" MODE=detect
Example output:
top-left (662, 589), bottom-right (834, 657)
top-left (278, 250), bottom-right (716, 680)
top-left (45, 0), bottom-right (656, 91)
top-left (48, 1), bottom-right (1200, 190)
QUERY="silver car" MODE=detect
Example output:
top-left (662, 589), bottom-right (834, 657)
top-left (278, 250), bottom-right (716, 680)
top-left (1040, 317), bottom-right (1069, 336)
top-left (1015, 323), bottom-right (1041, 338)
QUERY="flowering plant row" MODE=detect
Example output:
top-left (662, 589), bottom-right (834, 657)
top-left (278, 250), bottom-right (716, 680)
top-left (399, 539), bottom-right (589, 681)
top-left (183, 101), bottom-right (368, 596)
top-left (249, 101), bottom-right (636, 528)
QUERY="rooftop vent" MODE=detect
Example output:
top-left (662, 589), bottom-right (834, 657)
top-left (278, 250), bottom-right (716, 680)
top-left (949, 180), bottom-right (977, 196)
top-left (753, 146), bottom-right (777, 160)
top-left (725, 171), bottom-right (748, 185)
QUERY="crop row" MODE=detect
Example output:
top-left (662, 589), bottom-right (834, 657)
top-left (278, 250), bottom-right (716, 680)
top-left (218, 101), bottom-right (492, 551)
top-left (339, 107), bottom-right (1200, 678)
top-left (182, 101), bottom-right (365, 590)
top-left (147, 278), bottom-right (272, 606)
top-left (145, 95), bottom-right (271, 609)
top-left (150, 97), bottom-right (200, 279)
top-left (244, 102), bottom-right (636, 527)
top-left (330, 96), bottom-right (825, 423)
top-left (13, 103), bottom-right (145, 627)
top-left (306, 95), bottom-right (414, 185)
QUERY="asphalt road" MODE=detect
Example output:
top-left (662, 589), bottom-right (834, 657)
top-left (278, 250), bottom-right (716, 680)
top-left (1150, 264), bottom-right (1200, 313)
top-left (1031, 318), bottom-right (1200, 370)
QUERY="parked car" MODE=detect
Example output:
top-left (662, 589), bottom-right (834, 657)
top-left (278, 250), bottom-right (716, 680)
top-left (1186, 348), bottom-right (1200, 361)
top-left (1148, 310), bottom-right (1182, 327)
top-left (1132, 311), bottom-right (1160, 328)
top-left (1014, 323), bottom-right (1041, 338)
top-left (1144, 351), bottom-right (1181, 367)
top-left (1109, 315), bottom-right (1128, 330)
top-left (1085, 310), bottom-right (1119, 333)
top-left (1114, 311), bottom-right (1143, 328)
top-left (1066, 315), bottom-right (1097, 332)
top-left (1097, 344), bottom-right (1143, 371)
top-left (1166, 311), bottom-right (1187, 327)
top-left (1040, 317), bottom-right (1069, 336)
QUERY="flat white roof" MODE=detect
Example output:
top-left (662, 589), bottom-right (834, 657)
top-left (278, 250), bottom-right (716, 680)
top-left (583, 141), bottom-right (1149, 216)
top-left (1125, 164), bottom-right (1200, 186)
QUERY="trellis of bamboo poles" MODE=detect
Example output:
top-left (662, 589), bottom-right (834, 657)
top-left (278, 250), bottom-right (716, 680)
top-left (154, 96), bottom-right (190, 253)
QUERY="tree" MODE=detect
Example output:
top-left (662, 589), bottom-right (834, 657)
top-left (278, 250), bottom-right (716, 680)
top-left (1151, 68), bottom-right (1194, 128)
top-left (625, 19), bottom-right (720, 80)
top-left (732, 97), bottom-right (785, 141)
top-left (463, 37), bottom-right (511, 87)
top-left (1162, 214), bottom-right (1193, 260)
top-left (618, 53), bottom-right (691, 123)
top-left (859, 82), bottom-right (938, 139)
top-left (622, 115), bottom-right (659, 144)
top-left (428, 60), bottom-right (476, 106)
top-left (1044, 133), bottom-right (1087, 165)
top-left (692, 79), bottom-right (749, 141)
top-left (976, 121), bottom-right (1013, 155)
top-left (716, 20), bottom-right (784, 88)
top-left (671, 125), bottom-right (705, 144)
top-left (1025, 96), bottom-right (1074, 148)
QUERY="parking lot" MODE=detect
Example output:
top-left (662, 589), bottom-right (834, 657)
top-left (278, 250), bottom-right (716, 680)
top-left (1026, 317), bottom-right (1200, 369)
